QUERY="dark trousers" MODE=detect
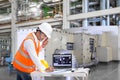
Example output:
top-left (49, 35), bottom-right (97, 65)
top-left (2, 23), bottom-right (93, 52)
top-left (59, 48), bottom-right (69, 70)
top-left (16, 70), bottom-right (32, 80)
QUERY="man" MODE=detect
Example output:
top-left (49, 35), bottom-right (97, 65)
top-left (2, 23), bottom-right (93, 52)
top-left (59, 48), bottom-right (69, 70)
top-left (12, 22), bottom-right (54, 80)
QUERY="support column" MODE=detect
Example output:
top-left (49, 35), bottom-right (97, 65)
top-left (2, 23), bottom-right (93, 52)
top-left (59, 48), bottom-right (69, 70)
top-left (117, 0), bottom-right (120, 25)
top-left (100, 0), bottom-right (106, 26)
top-left (117, 0), bottom-right (120, 6)
top-left (63, 0), bottom-right (70, 29)
top-left (107, 0), bottom-right (110, 26)
top-left (11, 0), bottom-right (17, 59)
top-left (82, 0), bottom-right (88, 27)
top-left (118, 26), bottom-right (120, 60)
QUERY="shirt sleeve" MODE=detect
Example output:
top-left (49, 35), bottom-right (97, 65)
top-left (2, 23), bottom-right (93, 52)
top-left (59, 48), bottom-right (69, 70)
top-left (38, 48), bottom-right (45, 60)
top-left (24, 39), bottom-right (46, 71)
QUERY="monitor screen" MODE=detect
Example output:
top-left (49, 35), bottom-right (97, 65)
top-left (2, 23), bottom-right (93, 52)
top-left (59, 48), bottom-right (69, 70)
top-left (52, 54), bottom-right (72, 68)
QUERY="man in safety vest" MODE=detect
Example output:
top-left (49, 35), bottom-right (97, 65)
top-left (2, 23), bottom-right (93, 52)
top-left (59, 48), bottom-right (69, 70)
top-left (13, 22), bottom-right (54, 80)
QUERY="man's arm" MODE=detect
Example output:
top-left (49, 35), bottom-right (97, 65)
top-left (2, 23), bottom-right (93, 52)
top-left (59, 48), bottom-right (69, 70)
top-left (24, 39), bottom-right (46, 71)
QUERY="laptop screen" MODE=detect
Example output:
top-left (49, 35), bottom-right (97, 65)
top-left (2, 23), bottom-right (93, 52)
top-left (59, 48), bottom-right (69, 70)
top-left (52, 54), bottom-right (72, 68)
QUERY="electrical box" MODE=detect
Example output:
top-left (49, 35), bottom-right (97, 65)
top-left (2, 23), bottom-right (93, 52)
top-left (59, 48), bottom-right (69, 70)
top-left (0, 38), bottom-right (11, 58)
top-left (73, 33), bottom-right (97, 65)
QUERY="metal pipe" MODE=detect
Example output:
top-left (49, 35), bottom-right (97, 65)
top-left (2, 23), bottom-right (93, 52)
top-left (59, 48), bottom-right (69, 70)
top-left (107, 0), bottom-right (110, 26)
top-left (100, 0), bottom-right (106, 26)
top-left (82, 0), bottom-right (88, 27)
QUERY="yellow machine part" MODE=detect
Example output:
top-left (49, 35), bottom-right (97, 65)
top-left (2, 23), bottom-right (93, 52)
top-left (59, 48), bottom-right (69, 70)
top-left (40, 60), bottom-right (49, 68)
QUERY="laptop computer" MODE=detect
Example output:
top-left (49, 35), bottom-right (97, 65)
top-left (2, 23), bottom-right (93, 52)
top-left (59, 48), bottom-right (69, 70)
top-left (52, 54), bottom-right (72, 71)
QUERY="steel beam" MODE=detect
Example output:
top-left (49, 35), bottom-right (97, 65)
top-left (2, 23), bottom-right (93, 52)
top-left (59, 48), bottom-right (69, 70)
top-left (16, 18), bottom-right (62, 27)
top-left (68, 7), bottom-right (120, 21)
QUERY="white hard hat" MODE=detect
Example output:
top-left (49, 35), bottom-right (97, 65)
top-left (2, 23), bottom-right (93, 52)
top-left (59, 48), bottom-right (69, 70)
top-left (38, 22), bottom-right (53, 38)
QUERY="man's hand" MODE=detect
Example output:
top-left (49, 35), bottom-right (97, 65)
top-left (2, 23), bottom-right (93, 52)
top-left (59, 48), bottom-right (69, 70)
top-left (45, 66), bottom-right (54, 72)
top-left (42, 38), bottom-right (48, 48)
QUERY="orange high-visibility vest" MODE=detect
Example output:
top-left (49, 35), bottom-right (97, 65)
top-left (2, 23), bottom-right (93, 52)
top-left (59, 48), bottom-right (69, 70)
top-left (13, 33), bottom-right (41, 73)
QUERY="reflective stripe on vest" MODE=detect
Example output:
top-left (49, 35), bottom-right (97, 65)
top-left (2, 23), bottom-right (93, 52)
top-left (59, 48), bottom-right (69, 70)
top-left (14, 58), bottom-right (35, 69)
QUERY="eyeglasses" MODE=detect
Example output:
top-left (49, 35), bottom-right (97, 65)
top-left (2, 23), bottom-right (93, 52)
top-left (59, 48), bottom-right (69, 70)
top-left (41, 37), bottom-right (48, 43)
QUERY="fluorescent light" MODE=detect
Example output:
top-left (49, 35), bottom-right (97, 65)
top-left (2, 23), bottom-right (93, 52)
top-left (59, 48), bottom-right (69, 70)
top-left (52, 0), bottom-right (61, 2)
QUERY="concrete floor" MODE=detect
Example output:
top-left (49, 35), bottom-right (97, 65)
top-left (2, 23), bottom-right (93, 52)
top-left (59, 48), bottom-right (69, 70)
top-left (0, 61), bottom-right (120, 80)
top-left (0, 66), bottom-right (16, 80)
top-left (89, 61), bottom-right (120, 80)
